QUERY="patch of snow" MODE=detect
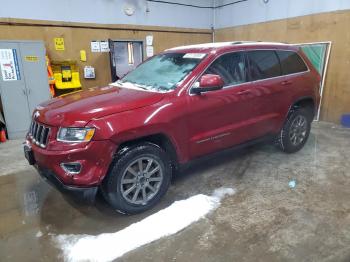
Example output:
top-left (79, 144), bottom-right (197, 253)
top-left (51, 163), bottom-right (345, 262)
top-left (54, 187), bottom-right (235, 262)
top-left (212, 187), bottom-right (235, 199)
top-left (36, 231), bottom-right (43, 238)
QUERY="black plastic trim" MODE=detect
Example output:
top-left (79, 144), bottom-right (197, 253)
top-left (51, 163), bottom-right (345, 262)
top-left (36, 166), bottom-right (98, 203)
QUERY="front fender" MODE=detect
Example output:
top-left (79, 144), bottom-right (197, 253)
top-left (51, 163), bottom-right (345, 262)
top-left (87, 99), bottom-right (190, 163)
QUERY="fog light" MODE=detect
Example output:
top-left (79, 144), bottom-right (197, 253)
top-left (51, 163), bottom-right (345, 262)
top-left (60, 162), bottom-right (82, 175)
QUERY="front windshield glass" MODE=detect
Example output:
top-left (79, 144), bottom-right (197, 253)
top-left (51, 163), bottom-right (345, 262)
top-left (119, 52), bottom-right (206, 92)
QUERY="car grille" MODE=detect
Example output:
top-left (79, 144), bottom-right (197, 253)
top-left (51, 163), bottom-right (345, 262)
top-left (29, 120), bottom-right (50, 148)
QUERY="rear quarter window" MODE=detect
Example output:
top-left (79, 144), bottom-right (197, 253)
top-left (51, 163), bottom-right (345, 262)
top-left (276, 51), bottom-right (308, 75)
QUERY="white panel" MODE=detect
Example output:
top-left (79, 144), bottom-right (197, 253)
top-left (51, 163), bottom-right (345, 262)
top-left (2, 0), bottom-right (350, 30)
top-left (215, 0), bottom-right (350, 29)
top-left (0, 0), bottom-right (213, 29)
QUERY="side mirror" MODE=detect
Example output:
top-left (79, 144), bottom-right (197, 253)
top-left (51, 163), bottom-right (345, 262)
top-left (191, 74), bottom-right (224, 95)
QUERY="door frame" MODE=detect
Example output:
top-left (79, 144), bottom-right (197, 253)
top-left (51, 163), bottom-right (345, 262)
top-left (293, 41), bottom-right (332, 121)
top-left (108, 39), bottom-right (145, 82)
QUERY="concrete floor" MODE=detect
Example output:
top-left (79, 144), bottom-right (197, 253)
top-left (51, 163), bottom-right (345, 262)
top-left (0, 122), bottom-right (349, 262)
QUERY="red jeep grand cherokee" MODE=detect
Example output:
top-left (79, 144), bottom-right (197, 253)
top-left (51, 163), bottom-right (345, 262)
top-left (24, 42), bottom-right (320, 214)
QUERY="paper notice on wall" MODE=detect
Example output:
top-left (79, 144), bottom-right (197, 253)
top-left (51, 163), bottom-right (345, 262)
top-left (146, 35), bottom-right (153, 46)
top-left (0, 49), bottom-right (20, 81)
top-left (91, 41), bottom-right (101, 52)
top-left (100, 41), bottom-right (110, 52)
top-left (84, 66), bottom-right (95, 79)
top-left (146, 46), bottom-right (154, 57)
top-left (54, 38), bottom-right (65, 51)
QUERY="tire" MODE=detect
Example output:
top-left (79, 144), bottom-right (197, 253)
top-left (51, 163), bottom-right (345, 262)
top-left (277, 107), bottom-right (313, 153)
top-left (101, 142), bottom-right (172, 215)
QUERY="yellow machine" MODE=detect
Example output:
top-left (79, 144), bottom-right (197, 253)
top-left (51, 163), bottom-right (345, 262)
top-left (51, 61), bottom-right (82, 90)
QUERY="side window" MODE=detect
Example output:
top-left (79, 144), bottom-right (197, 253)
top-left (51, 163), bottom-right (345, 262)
top-left (276, 51), bottom-right (308, 75)
top-left (247, 50), bottom-right (281, 81)
top-left (204, 52), bottom-right (247, 87)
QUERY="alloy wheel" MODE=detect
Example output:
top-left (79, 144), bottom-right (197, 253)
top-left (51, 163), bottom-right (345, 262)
top-left (289, 115), bottom-right (308, 146)
top-left (120, 157), bottom-right (163, 205)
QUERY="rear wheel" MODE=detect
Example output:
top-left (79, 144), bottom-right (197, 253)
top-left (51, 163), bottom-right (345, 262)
top-left (101, 142), bottom-right (172, 214)
top-left (277, 107), bottom-right (312, 153)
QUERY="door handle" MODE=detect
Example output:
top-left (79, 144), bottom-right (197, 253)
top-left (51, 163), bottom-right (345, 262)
top-left (281, 80), bottom-right (292, 86)
top-left (22, 89), bottom-right (26, 95)
top-left (237, 90), bottom-right (251, 95)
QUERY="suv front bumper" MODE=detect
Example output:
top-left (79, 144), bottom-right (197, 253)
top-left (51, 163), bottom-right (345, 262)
top-left (37, 166), bottom-right (98, 203)
top-left (24, 139), bottom-right (117, 202)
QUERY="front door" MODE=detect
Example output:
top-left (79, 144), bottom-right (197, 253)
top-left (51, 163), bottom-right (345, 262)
top-left (187, 51), bottom-right (260, 158)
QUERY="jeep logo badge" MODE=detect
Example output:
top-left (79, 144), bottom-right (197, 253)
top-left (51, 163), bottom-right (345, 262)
top-left (34, 111), bottom-right (40, 119)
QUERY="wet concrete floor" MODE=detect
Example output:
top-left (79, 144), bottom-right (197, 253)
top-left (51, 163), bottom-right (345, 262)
top-left (0, 122), bottom-right (349, 262)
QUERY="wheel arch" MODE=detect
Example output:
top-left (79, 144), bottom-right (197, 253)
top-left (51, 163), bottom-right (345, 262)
top-left (289, 96), bottom-right (316, 118)
top-left (114, 133), bottom-right (179, 171)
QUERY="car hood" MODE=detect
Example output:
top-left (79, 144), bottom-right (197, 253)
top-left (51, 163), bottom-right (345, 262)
top-left (35, 85), bottom-right (165, 127)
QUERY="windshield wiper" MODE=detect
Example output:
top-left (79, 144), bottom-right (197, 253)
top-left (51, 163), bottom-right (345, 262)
top-left (157, 86), bottom-right (170, 91)
top-left (133, 83), bottom-right (150, 91)
top-left (114, 80), bottom-right (124, 86)
top-left (115, 79), bottom-right (149, 91)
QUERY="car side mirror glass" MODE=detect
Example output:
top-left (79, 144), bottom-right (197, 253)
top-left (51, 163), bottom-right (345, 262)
top-left (191, 74), bottom-right (224, 95)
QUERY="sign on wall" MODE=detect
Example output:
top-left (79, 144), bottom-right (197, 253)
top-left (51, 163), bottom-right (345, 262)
top-left (84, 66), bottom-right (95, 79)
top-left (146, 35), bottom-right (153, 46)
top-left (25, 56), bottom-right (39, 62)
top-left (0, 49), bottom-right (21, 81)
top-left (100, 41), bottom-right (110, 52)
top-left (146, 45), bottom-right (154, 57)
top-left (91, 41), bottom-right (101, 52)
top-left (54, 38), bottom-right (65, 51)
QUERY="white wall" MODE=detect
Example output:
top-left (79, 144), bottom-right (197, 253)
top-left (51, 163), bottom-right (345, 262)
top-left (214, 0), bottom-right (350, 29)
top-left (2, 0), bottom-right (350, 30)
top-left (0, 0), bottom-right (213, 29)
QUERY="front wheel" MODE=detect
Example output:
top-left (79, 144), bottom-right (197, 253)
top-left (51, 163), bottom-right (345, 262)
top-left (277, 108), bottom-right (312, 153)
top-left (101, 142), bottom-right (172, 214)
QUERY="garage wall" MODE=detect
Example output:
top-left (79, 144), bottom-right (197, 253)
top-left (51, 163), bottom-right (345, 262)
top-left (0, 19), bottom-right (212, 88)
top-left (0, 0), bottom-right (213, 89)
top-left (214, 2), bottom-right (350, 123)
top-left (214, 0), bottom-right (350, 29)
top-left (1, 0), bottom-right (213, 29)
top-left (1, 0), bottom-right (349, 123)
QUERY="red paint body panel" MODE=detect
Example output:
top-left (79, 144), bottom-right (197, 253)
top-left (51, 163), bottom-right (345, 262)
top-left (31, 140), bottom-right (115, 186)
top-left (36, 86), bottom-right (165, 127)
top-left (26, 43), bottom-right (320, 187)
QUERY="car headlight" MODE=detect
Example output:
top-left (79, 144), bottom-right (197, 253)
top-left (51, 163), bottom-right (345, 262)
top-left (57, 127), bottom-right (95, 143)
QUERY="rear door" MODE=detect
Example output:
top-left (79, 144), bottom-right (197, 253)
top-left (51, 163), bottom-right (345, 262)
top-left (276, 50), bottom-right (310, 107)
top-left (245, 50), bottom-right (286, 133)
